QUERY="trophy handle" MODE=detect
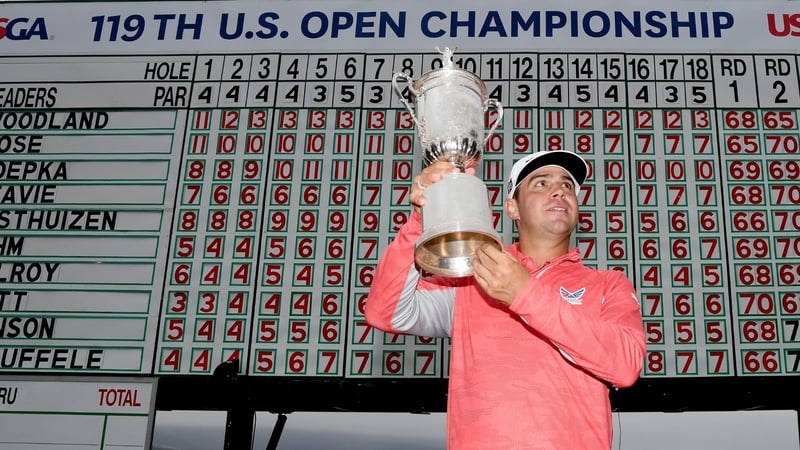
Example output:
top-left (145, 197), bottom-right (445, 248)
top-left (392, 72), bottom-right (419, 126)
top-left (485, 98), bottom-right (503, 143)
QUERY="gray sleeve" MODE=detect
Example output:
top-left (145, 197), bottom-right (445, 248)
top-left (389, 265), bottom-right (456, 338)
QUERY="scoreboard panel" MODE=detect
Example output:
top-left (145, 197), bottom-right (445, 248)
top-left (0, 1), bottom-right (799, 380)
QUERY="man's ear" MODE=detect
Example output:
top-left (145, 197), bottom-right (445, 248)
top-left (504, 198), bottom-right (519, 221)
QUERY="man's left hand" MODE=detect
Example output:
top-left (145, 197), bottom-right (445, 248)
top-left (472, 243), bottom-right (531, 306)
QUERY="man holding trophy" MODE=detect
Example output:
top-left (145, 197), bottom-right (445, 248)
top-left (365, 49), bottom-right (646, 449)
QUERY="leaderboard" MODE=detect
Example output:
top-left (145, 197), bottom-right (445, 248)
top-left (0, 50), bottom-right (798, 378)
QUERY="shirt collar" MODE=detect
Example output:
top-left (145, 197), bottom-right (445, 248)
top-left (507, 244), bottom-right (581, 271)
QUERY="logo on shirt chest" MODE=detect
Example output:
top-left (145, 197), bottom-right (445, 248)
top-left (560, 286), bottom-right (586, 305)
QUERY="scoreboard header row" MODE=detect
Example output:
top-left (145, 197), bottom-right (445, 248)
top-left (2, 53), bottom-right (799, 109)
top-left (4, 53), bottom-right (800, 83)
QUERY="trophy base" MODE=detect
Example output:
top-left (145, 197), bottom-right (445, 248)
top-left (415, 172), bottom-right (503, 277)
top-left (415, 230), bottom-right (502, 278)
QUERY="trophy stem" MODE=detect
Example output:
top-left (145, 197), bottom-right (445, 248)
top-left (421, 136), bottom-right (481, 169)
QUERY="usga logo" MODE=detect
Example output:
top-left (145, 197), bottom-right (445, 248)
top-left (0, 17), bottom-right (49, 40)
top-left (767, 13), bottom-right (800, 37)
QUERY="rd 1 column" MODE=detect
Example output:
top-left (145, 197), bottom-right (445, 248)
top-left (0, 55), bottom-right (190, 373)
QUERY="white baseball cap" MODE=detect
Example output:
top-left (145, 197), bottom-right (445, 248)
top-left (506, 151), bottom-right (589, 198)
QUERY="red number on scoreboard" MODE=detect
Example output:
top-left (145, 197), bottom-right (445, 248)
top-left (164, 319), bottom-right (184, 341)
top-left (168, 291), bottom-right (188, 314)
top-left (161, 349), bottom-right (181, 371)
top-left (258, 320), bottom-right (277, 342)
top-left (287, 351), bottom-right (307, 373)
top-left (645, 321), bottom-right (664, 343)
top-left (320, 320), bottom-right (339, 342)
top-left (634, 110), bottom-right (652, 129)
top-left (645, 351), bottom-right (665, 375)
top-left (198, 292), bottom-right (217, 313)
top-left (705, 321), bottom-right (725, 343)
top-left (249, 110), bottom-right (268, 128)
top-left (384, 351), bottom-right (404, 374)
top-left (255, 350), bottom-right (275, 373)
top-left (724, 110), bottom-right (757, 129)
top-left (743, 350), bottom-right (779, 373)
top-left (762, 110), bottom-right (796, 129)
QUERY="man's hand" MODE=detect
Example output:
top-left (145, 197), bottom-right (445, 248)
top-left (472, 243), bottom-right (531, 306)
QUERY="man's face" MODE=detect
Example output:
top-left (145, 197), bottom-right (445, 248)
top-left (509, 165), bottom-right (580, 239)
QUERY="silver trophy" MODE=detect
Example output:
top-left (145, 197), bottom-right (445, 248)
top-left (393, 47), bottom-right (504, 277)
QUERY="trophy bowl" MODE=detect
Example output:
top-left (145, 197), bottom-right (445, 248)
top-left (392, 48), bottom-right (504, 277)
